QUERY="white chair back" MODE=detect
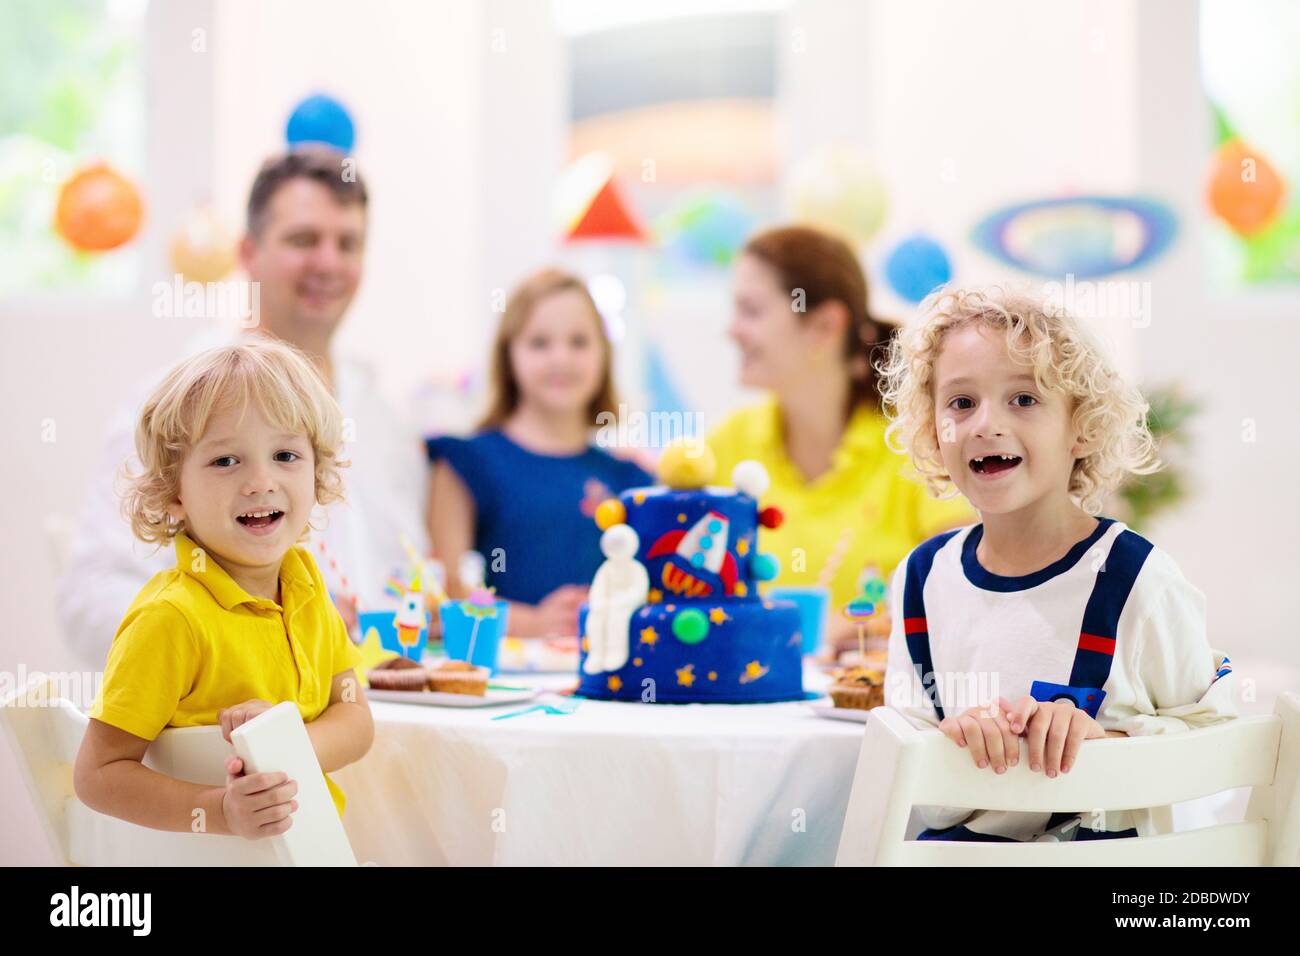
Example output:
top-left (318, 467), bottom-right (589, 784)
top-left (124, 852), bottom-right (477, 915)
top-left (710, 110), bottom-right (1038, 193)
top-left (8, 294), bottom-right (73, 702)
top-left (836, 693), bottom-right (1300, 866)
top-left (0, 677), bottom-right (357, 866)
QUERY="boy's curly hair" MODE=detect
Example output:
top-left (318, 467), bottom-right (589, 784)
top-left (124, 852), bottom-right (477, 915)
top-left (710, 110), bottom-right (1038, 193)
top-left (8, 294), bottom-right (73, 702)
top-left (877, 286), bottom-right (1160, 515)
top-left (123, 337), bottom-right (347, 545)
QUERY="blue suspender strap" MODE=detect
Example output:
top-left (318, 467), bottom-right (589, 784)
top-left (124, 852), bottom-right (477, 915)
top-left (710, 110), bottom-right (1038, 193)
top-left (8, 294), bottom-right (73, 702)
top-left (903, 530), bottom-right (961, 722)
top-left (1072, 528), bottom-right (1154, 689)
top-left (1031, 525), bottom-right (1153, 719)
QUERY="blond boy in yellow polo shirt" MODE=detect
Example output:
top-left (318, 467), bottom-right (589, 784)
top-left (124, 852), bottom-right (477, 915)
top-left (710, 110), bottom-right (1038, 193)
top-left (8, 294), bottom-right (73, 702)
top-left (75, 339), bottom-right (373, 839)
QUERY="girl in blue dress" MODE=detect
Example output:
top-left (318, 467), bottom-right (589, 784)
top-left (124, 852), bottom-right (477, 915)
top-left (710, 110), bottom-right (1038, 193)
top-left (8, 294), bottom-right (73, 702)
top-left (427, 268), bottom-right (652, 637)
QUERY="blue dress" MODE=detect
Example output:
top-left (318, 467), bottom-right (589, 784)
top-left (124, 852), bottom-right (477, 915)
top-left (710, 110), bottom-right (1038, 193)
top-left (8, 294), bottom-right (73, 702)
top-left (426, 430), bottom-right (653, 604)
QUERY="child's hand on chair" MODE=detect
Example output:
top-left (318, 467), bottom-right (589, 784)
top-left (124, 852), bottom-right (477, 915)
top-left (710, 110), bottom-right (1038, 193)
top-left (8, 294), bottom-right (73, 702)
top-left (218, 698), bottom-right (274, 742)
top-left (1002, 696), bottom-right (1105, 777)
top-left (938, 703), bottom-right (1021, 773)
top-left (222, 756), bottom-right (299, 840)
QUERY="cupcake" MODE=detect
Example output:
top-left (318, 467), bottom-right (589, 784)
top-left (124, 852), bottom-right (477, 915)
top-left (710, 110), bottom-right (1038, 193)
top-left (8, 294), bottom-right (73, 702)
top-left (829, 667), bottom-right (884, 711)
top-left (366, 656), bottom-right (429, 692)
top-left (427, 659), bottom-right (489, 696)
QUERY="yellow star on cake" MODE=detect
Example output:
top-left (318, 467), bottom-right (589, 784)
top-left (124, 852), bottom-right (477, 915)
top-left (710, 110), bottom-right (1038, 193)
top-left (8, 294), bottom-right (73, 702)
top-left (736, 537), bottom-right (750, 556)
top-left (639, 626), bottom-right (659, 646)
top-left (647, 589), bottom-right (663, 604)
top-left (676, 664), bottom-right (697, 687)
top-left (733, 582), bottom-right (748, 597)
top-left (708, 607), bottom-right (730, 625)
top-left (708, 671), bottom-right (717, 681)
top-left (608, 675), bottom-right (623, 692)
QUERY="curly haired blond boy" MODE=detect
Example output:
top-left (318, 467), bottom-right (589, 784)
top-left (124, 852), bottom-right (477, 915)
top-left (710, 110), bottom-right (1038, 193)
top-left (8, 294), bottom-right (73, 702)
top-left (877, 287), bottom-right (1234, 843)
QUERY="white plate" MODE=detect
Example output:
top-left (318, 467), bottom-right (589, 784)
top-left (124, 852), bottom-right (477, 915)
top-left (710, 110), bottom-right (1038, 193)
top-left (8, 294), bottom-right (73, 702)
top-left (808, 703), bottom-right (872, 723)
top-left (367, 687), bottom-right (540, 708)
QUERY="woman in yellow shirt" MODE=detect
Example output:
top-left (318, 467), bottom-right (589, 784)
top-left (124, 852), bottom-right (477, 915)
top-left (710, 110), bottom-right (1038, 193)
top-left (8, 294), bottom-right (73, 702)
top-left (708, 226), bottom-right (974, 650)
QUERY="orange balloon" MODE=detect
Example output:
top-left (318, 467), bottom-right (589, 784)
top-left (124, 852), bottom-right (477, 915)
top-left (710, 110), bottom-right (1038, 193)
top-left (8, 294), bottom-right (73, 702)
top-left (54, 163), bottom-right (145, 251)
top-left (1207, 140), bottom-right (1286, 237)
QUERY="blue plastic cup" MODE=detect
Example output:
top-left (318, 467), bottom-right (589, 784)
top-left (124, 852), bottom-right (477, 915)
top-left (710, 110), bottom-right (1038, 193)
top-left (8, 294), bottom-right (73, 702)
top-left (770, 586), bottom-right (830, 655)
top-left (439, 600), bottom-right (509, 674)
top-left (358, 609), bottom-right (427, 661)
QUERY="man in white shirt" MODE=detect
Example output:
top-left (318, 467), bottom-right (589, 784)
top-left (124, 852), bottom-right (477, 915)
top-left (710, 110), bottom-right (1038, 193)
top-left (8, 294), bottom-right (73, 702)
top-left (60, 148), bottom-right (429, 667)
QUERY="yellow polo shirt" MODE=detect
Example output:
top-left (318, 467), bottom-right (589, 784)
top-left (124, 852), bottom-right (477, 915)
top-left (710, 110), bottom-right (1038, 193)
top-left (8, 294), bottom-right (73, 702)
top-left (708, 399), bottom-right (976, 611)
top-left (90, 532), bottom-right (364, 817)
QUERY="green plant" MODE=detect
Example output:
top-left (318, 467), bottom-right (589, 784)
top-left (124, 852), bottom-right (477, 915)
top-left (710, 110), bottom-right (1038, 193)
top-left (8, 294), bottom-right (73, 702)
top-left (1114, 384), bottom-right (1200, 531)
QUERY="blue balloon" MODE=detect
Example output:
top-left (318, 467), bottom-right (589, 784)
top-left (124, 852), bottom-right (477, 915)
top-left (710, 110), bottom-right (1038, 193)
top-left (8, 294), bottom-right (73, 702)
top-left (286, 94), bottom-right (356, 153)
top-left (884, 234), bottom-right (953, 303)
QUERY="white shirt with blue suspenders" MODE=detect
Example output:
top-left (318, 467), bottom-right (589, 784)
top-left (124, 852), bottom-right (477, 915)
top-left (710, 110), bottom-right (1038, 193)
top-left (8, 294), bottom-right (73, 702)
top-left (884, 518), bottom-right (1236, 842)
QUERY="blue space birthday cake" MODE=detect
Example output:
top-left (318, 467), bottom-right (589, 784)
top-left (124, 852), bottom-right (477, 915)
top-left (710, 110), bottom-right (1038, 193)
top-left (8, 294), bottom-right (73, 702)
top-left (577, 447), bottom-right (804, 704)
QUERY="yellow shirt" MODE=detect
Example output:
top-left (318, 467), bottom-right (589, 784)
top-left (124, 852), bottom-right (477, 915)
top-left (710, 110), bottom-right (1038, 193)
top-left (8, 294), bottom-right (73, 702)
top-left (90, 533), bottom-right (364, 817)
top-left (707, 399), bottom-right (976, 611)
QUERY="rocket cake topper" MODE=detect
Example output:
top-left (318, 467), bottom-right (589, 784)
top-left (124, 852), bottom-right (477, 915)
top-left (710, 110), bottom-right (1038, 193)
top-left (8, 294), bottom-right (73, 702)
top-left (393, 576), bottom-right (427, 659)
top-left (647, 510), bottom-right (739, 597)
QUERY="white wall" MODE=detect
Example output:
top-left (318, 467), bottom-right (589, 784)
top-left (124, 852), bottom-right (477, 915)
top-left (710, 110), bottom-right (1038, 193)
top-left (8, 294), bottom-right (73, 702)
top-left (1132, 0), bottom-right (1300, 669)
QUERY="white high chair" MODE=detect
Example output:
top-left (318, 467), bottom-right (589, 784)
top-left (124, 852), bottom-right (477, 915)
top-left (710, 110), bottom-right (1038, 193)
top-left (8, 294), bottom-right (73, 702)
top-left (836, 693), bottom-right (1300, 866)
top-left (0, 677), bottom-right (357, 866)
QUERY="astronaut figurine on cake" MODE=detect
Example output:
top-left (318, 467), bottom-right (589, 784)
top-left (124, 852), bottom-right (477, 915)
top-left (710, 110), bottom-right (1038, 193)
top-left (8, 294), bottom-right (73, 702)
top-left (583, 524), bottom-right (649, 674)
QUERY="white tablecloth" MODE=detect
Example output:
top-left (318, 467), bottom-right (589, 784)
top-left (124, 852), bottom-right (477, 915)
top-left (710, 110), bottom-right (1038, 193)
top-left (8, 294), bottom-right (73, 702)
top-left (334, 668), bottom-right (865, 866)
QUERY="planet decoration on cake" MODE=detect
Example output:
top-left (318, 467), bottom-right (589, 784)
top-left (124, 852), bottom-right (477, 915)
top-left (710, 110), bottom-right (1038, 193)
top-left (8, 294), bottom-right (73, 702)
top-left (577, 453), bottom-right (805, 704)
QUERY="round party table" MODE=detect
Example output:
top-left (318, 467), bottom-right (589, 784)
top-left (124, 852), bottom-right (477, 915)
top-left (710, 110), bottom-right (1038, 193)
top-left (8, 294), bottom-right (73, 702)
top-left (334, 666), bottom-right (866, 866)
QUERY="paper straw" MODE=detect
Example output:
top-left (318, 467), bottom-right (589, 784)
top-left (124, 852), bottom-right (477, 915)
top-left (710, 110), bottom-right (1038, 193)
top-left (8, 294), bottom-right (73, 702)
top-left (818, 527), bottom-right (855, 590)
top-left (399, 532), bottom-right (448, 602)
top-left (315, 536), bottom-right (356, 608)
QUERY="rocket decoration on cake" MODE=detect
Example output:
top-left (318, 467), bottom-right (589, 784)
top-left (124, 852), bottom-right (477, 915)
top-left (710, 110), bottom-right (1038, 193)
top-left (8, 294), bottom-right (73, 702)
top-left (647, 510), bottom-right (739, 597)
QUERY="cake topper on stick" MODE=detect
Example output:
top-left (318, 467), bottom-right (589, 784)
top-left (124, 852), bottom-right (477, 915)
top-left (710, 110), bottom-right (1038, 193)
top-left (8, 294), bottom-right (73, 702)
top-left (462, 587), bottom-right (499, 665)
top-left (393, 578), bottom-right (427, 661)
